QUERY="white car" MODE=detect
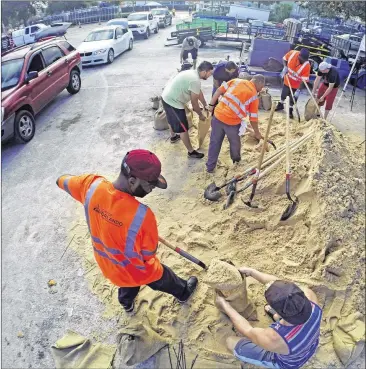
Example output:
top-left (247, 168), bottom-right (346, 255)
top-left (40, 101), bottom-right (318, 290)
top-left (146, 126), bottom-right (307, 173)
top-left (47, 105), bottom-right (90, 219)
top-left (338, 34), bottom-right (362, 50)
top-left (127, 12), bottom-right (159, 39)
top-left (78, 25), bottom-right (133, 66)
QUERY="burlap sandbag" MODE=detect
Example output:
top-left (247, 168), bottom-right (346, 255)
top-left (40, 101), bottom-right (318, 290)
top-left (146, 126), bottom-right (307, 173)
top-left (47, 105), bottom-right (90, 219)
top-left (150, 96), bottom-right (160, 110)
top-left (185, 106), bottom-right (194, 129)
top-left (260, 92), bottom-right (272, 111)
top-left (153, 109), bottom-right (169, 131)
top-left (304, 98), bottom-right (318, 121)
top-left (197, 111), bottom-right (211, 148)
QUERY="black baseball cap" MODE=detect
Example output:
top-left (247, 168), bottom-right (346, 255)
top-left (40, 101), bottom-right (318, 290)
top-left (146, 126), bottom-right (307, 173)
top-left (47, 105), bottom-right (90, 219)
top-left (299, 48), bottom-right (310, 61)
top-left (265, 281), bottom-right (312, 325)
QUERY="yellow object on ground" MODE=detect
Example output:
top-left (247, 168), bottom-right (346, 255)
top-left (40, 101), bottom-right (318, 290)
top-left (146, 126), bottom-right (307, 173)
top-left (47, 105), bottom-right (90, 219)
top-left (51, 330), bottom-right (116, 369)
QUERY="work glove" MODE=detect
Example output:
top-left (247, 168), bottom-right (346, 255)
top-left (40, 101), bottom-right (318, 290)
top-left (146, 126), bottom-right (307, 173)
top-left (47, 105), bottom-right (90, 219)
top-left (280, 66), bottom-right (288, 78)
top-left (238, 119), bottom-right (248, 136)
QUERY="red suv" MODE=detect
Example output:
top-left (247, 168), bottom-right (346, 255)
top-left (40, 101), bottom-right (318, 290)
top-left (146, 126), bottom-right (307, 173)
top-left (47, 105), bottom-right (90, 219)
top-left (1, 38), bottom-right (82, 143)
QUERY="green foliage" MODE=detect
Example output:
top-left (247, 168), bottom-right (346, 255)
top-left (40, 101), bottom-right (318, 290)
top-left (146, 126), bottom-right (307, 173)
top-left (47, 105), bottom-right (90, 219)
top-left (45, 1), bottom-right (89, 15)
top-left (298, 1), bottom-right (366, 22)
top-left (2, 1), bottom-right (36, 26)
top-left (269, 3), bottom-right (293, 23)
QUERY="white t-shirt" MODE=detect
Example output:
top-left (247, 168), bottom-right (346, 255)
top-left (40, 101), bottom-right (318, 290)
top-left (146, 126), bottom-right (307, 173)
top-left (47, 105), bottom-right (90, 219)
top-left (162, 70), bottom-right (201, 109)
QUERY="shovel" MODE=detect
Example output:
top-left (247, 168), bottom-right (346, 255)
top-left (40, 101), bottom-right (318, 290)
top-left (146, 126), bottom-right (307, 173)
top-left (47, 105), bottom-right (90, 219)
top-left (285, 75), bottom-right (301, 123)
top-left (280, 97), bottom-right (298, 221)
top-left (159, 236), bottom-right (207, 270)
top-left (303, 79), bottom-right (324, 119)
top-left (244, 101), bottom-right (276, 208)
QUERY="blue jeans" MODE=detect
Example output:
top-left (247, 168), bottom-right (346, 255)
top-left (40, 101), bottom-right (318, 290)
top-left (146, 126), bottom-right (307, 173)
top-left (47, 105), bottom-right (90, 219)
top-left (234, 338), bottom-right (280, 369)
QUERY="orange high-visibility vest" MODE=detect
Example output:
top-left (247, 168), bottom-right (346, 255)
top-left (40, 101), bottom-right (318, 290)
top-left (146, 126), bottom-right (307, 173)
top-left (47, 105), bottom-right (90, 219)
top-left (214, 79), bottom-right (259, 125)
top-left (284, 50), bottom-right (311, 89)
top-left (57, 174), bottom-right (163, 287)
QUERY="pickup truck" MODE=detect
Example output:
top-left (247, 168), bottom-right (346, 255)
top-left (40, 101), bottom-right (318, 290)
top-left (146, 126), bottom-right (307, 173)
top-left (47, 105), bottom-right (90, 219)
top-left (127, 12), bottom-right (159, 39)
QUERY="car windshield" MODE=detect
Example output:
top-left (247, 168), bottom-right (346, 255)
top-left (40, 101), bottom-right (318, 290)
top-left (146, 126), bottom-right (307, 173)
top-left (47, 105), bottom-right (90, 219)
top-left (84, 30), bottom-right (114, 42)
top-left (1, 58), bottom-right (24, 91)
top-left (152, 10), bottom-right (165, 15)
top-left (128, 14), bottom-right (147, 21)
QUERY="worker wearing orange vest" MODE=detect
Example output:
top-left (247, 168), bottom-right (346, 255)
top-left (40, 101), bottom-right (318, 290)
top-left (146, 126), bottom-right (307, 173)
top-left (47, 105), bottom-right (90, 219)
top-left (206, 75), bottom-right (265, 173)
top-left (275, 48), bottom-right (311, 119)
top-left (57, 150), bottom-right (198, 313)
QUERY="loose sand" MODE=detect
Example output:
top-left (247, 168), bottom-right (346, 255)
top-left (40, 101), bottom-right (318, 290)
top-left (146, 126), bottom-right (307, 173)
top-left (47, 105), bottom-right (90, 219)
top-left (67, 110), bottom-right (365, 368)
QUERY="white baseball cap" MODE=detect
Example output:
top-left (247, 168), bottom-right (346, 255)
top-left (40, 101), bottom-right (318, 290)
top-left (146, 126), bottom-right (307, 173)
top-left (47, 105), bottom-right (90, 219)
top-left (319, 62), bottom-right (332, 71)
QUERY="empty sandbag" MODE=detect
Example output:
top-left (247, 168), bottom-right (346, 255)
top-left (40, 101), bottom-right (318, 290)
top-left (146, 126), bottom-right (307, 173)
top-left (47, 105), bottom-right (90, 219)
top-left (304, 98), bottom-right (318, 121)
top-left (154, 109), bottom-right (169, 131)
top-left (150, 96), bottom-right (160, 110)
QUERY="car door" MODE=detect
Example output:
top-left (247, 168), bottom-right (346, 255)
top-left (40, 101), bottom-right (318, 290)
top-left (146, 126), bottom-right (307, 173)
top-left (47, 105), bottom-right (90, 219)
top-left (148, 13), bottom-right (155, 30)
top-left (25, 26), bottom-right (39, 44)
top-left (115, 27), bottom-right (124, 54)
top-left (25, 52), bottom-right (52, 113)
top-left (41, 45), bottom-right (69, 98)
top-left (121, 26), bottom-right (130, 51)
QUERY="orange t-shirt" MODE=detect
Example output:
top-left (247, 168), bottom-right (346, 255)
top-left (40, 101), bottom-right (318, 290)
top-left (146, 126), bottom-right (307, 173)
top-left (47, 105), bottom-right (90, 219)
top-left (283, 50), bottom-right (311, 89)
top-left (57, 174), bottom-right (163, 287)
top-left (214, 79), bottom-right (259, 125)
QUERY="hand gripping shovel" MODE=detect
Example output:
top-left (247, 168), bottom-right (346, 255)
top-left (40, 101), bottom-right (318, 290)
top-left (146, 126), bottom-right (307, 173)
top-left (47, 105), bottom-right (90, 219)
top-left (159, 236), bottom-right (207, 270)
top-left (285, 74), bottom-right (301, 123)
top-left (280, 97), bottom-right (298, 221)
top-left (244, 101), bottom-right (276, 208)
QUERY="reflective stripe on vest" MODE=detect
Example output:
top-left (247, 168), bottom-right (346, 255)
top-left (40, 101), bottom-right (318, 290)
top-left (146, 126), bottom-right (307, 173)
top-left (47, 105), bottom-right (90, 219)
top-left (83, 178), bottom-right (146, 270)
top-left (63, 177), bottom-right (71, 195)
top-left (221, 80), bottom-right (258, 119)
top-left (287, 51), bottom-right (309, 82)
top-left (221, 81), bottom-right (229, 90)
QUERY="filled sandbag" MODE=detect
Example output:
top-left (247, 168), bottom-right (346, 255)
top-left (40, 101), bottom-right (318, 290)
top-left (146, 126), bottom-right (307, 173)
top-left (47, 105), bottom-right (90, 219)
top-left (260, 92), bottom-right (272, 111)
top-left (304, 98), bottom-right (318, 121)
top-left (185, 106), bottom-right (194, 129)
top-left (153, 108), bottom-right (169, 131)
top-left (150, 96), bottom-right (160, 110)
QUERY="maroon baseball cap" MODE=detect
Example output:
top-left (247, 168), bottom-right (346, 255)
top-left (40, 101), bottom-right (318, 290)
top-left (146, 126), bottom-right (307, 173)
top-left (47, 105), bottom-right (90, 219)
top-left (122, 149), bottom-right (167, 189)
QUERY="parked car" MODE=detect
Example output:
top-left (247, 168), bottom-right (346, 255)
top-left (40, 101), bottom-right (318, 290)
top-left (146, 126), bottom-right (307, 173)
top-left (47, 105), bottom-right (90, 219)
top-left (12, 24), bottom-right (48, 47)
top-left (78, 25), bottom-right (133, 66)
top-left (151, 8), bottom-right (172, 28)
top-left (1, 38), bottom-right (81, 144)
top-left (106, 18), bottom-right (129, 28)
top-left (127, 12), bottom-right (159, 39)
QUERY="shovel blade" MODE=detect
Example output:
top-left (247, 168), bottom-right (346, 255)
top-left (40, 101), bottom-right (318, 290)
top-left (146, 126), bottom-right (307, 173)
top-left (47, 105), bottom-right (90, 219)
top-left (280, 200), bottom-right (298, 221)
top-left (204, 182), bottom-right (222, 201)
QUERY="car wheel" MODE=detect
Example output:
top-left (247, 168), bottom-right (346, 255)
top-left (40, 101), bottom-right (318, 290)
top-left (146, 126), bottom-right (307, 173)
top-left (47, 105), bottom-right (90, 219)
top-left (154, 25), bottom-right (159, 34)
top-left (67, 70), bottom-right (81, 94)
top-left (128, 39), bottom-right (133, 50)
top-left (107, 48), bottom-right (114, 64)
top-left (14, 110), bottom-right (35, 144)
top-left (144, 28), bottom-right (150, 39)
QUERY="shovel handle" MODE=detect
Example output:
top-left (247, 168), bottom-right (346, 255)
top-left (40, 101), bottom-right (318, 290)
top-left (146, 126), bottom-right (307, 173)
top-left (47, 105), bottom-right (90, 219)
top-left (158, 236), bottom-right (207, 269)
top-left (302, 79), bottom-right (324, 119)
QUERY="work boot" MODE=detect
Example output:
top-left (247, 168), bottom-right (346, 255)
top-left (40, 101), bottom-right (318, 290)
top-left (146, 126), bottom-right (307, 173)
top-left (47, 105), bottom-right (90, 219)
top-left (289, 108), bottom-right (294, 119)
top-left (178, 276), bottom-right (198, 303)
top-left (275, 102), bottom-right (284, 111)
top-left (188, 150), bottom-right (204, 159)
top-left (122, 301), bottom-right (134, 313)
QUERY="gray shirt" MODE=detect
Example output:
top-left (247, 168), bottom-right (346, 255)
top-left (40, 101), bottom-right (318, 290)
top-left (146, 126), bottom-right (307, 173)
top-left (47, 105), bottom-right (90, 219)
top-left (181, 36), bottom-right (201, 51)
top-left (162, 70), bottom-right (201, 109)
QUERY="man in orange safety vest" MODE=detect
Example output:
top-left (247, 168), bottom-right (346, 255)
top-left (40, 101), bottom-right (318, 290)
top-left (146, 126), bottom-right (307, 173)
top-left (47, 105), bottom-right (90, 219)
top-left (275, 48), bottom-right (311, 119)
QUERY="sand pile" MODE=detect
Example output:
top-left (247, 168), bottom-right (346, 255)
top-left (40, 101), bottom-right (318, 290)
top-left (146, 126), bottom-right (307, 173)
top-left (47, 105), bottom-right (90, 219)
top-left (67, 111), bottom-right (365, 367)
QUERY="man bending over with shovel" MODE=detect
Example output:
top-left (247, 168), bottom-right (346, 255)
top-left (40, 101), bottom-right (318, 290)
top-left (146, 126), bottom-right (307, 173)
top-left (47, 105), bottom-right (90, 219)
top-left (206, 74), bottom-right (266, 173)
top-left (57, 150), bottom-right (198, 313)
top-left (216, 266), bottom-right (322, 368)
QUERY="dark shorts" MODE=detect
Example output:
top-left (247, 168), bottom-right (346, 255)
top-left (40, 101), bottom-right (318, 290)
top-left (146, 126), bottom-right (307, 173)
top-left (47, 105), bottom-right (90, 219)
top-left (234, 338), bottom-right (280, 368)
top-left (182, 48), bottom-right (198, 60)
top-left (161, 99), bottom-right (189, 133)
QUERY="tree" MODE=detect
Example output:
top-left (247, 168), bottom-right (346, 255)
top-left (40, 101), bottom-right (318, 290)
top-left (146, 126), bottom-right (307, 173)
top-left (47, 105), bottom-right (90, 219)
top-left (269, 3), bottom-right (293, 23)
top-left (2, 1), bottom-right (36, 26)
top-left (45, 1), bottom-right (90, 15)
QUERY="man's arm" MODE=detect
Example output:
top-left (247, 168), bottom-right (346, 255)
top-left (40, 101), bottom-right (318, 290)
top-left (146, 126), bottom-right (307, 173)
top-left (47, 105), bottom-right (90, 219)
top-left (190, 92), bottom-right (205, 120)
top-left (216, 296), bottom-right (289, 354)
top-left (198, 90), bottom-right (207, 107)
top-left (312, 75), bottom-right (322, 94)
top-left (56, 174), bottom-right (96, 204)
top-left (140, 209), bottom-right (159, 263)
top-left (209, 86), bottom-right (225, 106)
top-left (318, 83), bottom-right (335, 101)
top-left (238, 266), bottom-right (278, 284)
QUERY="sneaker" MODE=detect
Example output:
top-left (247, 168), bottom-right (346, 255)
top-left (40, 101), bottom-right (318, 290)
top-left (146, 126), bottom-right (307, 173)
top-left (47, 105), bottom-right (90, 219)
top-left (178, 276), bottom-right (198, 303)
top-left (188, 150), bottom-right (204, 159)
top-left (289, 108), bottom-right (294, 119)
top-left (170, 134), bottom-right (180, 144)
top-left (275, 102), bottom-right (284, 111)
top-left (122, 301), bottom-right (134, 313)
